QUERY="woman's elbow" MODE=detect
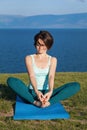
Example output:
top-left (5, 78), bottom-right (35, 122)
top-left (49, 75), bottom-right (54, 80)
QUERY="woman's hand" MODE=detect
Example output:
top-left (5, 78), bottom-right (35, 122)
top-left (36, 90), bottom-right (44, 102)
top-left (43, 91), bottom-right (53, 102)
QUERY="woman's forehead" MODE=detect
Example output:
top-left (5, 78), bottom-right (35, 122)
top-left (38, 38), bottom-right (45, 44)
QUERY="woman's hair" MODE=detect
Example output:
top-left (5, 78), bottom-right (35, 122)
top-left (34, 30), bottom-right (54, 50)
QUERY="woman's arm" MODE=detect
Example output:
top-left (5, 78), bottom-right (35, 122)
top-left (44, 57), bottom-right (57, 101)
top-left (25, 55), bottom-right (44, 102)
top-left (49, 57), bottom-right (57, 92)
top-left (25, 56), bottom-right (37, 92)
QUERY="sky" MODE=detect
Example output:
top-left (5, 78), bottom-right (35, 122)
top-left (0, 0), bottom-right (87, 16)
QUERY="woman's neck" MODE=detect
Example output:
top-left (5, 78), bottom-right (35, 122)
top-left (36, 53), bottom-right (48, 59)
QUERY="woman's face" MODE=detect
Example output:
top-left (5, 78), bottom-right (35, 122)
top-left (35, 38), bottom-right (48, 54)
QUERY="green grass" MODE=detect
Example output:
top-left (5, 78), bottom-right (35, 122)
top-left (0, 72), bottom-right (87, 130)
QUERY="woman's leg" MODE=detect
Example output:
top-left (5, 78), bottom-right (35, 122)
top-left (7, 77), bottom-right (35, 104)
top-left (49, 82), bottom-right (80, 105)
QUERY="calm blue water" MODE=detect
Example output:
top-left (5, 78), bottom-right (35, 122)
top-left (0, 28), bottom-right (87, 73)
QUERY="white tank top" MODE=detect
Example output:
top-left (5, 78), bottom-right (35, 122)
top-left (29, 54), bottom-right (51, 90)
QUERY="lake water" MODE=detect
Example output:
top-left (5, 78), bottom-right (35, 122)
top-left (0, 28), bottom-right (87, 73)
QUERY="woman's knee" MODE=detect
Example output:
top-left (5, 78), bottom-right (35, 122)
top-left (7, 77), bottom-right (23, 87)
top-left (7, 77), bottom-right (14, 85)
top-left (67, 82), bottom-right (80, 92)
top-left (73, 82), bottom-right (80, 90)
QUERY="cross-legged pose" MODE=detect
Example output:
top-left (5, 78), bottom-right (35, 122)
top-left (7, 30), bottom-right (80, 108)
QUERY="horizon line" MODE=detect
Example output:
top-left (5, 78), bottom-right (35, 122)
top-left (0, 12), bottom-right (87, 17)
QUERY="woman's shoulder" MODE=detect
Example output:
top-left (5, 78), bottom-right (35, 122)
top-left (25, 55), bottom-right (31, 60)
top-left (51, 57), bottom-right (57, 65)
top-left (25, 54), bottom-right (34, 59)
top-left (49, 55), bottom-right (57, 62)
top-left (25, 54), bottom-right (35, 62)
top-left (47, 55), bottom-right (57, 65)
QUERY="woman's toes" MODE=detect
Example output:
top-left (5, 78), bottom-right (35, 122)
top-left (33, 101), bottom-right (42, 107)
top-left (41, 101), bottom-right (50, 108)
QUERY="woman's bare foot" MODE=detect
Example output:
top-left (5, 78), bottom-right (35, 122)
top-left (41, 101), bottom-right (50, 108)
top-left (33, 100), bottom-right (42, 107)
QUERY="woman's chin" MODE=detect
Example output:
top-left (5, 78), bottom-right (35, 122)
top-left (37, 51), bottom-right (44, 54)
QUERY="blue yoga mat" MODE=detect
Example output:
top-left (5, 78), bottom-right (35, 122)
top-left (13, 96), bottom-right (70, 120)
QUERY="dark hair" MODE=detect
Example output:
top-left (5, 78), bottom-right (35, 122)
top-left (34, 30), bottom-right (54, 50)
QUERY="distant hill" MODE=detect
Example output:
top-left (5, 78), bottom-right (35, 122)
top-left (0, 13), bottom-right (87, 28)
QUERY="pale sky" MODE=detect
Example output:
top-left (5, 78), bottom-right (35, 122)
top-left (0, 0), bottom-right (87, 16)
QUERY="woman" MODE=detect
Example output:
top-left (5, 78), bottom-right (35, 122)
top-left (7, 30), bottom-right (80, 108)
